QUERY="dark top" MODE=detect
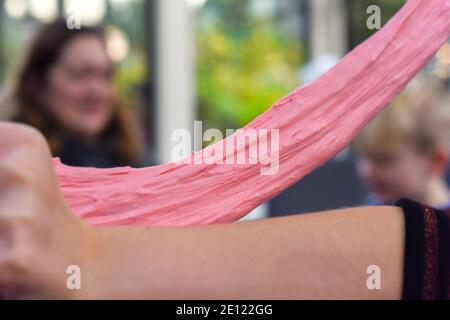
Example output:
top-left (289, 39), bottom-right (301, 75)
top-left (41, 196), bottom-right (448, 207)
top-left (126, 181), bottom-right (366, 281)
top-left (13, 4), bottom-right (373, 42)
top-left (396, 199), bottom-right (450, 300)
top-left (58, 135), bottom-right (127, 168)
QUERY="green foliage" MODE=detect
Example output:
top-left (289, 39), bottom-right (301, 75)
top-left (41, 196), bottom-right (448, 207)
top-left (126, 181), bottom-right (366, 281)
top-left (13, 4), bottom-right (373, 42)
top-left (106, 0), bottom-right (148, 104)
top-left (114, 51), bottom-right (147, 103)
top-left (196, 0), bottom-right (304, 129)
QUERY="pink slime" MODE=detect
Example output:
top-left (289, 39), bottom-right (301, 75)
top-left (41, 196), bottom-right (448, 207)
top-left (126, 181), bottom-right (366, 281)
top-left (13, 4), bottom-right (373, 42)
top-left (54, 0), bottom-right (450, 227)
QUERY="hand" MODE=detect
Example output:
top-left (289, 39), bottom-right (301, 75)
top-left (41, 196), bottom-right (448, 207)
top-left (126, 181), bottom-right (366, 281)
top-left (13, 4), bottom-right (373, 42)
top-left (0, 122), bottom-right (92, 299)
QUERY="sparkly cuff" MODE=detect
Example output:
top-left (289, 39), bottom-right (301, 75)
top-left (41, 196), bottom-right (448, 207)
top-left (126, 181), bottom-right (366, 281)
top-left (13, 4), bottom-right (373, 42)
top-left (396, 199), bottom-right (449, 300)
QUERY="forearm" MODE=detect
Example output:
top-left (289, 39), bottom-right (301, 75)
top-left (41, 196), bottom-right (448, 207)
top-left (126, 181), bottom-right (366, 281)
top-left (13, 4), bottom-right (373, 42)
top-left (81, 206), bottom-right (405, 300)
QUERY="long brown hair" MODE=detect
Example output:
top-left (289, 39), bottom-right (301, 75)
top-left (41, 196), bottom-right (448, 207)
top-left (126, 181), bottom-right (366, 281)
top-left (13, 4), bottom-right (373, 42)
top-left (9, 20), bottom-right (144, 165)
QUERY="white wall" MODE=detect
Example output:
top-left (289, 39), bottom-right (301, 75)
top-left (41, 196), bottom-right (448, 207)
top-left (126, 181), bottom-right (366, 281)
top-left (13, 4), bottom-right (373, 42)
top-left (154, 0), bottom-right (196, 163)
top-left (310, 0), bottom-right (347, 58)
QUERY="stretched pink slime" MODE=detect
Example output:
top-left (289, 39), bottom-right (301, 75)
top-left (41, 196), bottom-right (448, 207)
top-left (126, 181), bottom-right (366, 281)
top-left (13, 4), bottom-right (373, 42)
top-left (54, 0), bottom-right (450, 227)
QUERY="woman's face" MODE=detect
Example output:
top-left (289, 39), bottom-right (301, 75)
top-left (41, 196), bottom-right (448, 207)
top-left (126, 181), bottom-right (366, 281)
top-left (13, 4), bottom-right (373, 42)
top-left (44, 35), bottom-right (115, 140)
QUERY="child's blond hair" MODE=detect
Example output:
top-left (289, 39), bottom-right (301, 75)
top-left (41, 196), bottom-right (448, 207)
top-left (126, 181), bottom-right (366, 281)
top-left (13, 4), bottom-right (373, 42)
top-left (355, 90), bottom-right (450, 159)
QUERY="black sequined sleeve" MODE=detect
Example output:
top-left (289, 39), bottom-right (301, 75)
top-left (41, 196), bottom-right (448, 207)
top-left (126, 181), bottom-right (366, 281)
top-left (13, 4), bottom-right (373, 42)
top-left (396, 199), bottom-right (450, 300)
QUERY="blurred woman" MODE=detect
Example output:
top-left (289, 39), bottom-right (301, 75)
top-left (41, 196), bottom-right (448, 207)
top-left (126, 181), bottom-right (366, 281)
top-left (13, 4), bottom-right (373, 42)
top-left (355, 90), bottom-right (450, 209)
top-left (2, 20), bottom-right (145, 168)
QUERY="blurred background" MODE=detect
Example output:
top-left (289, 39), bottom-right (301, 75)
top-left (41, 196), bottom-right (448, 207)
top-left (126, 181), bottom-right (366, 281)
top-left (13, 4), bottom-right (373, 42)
top-left (0, 0), bottom-right (449, 219)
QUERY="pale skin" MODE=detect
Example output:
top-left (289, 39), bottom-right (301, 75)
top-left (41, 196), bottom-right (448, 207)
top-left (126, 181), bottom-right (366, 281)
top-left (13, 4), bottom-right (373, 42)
top-left (45, 35), bottom-right (116, 141)
top-left (0, 122), bottom-right (405, 300)
top-left (357, 145), bottom-right (450, 208)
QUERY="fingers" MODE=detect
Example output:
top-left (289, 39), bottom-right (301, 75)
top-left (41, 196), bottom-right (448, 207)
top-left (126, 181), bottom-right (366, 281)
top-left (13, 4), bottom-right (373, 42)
top-left (0, 121), bottom-right (51, 160)
top-left (0, 122), bottom-right (50, 292)
top-left (0, 121), bottom-right (86, 299)
top-left (0, 217), bottom-right (23, 296)
top-left (0, 122), bottom-right (52, 180)
top-left (0, 122), bottom-right (78, 299)
top-left (0, 122), bottom-right (58, 199)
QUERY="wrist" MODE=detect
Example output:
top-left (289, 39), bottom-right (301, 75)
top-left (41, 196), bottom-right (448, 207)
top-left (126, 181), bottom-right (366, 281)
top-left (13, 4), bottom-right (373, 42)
top-left (72, 224), bottom-right (129, 299)
top-left (67, 222), bottom-right (106, 299)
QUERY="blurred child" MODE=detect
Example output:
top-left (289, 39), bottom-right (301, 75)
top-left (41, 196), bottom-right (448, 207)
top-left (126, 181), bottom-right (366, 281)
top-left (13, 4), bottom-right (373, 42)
top-left (355, 91), bottom-right (450, 209)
